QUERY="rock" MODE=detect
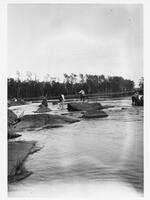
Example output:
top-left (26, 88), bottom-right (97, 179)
top-left (34, 105), bottom-right (51, 113)
top-left (8, 141), bottom-right (38, 182)
top-left (82, 110), bottom-right (108, 118)
top-left (102, 105), bottom-right (114, 109)
top-left (8, 99), bottom-right (27, 107)
top-left (8, 109), bottom-right (21, 139)
top-left (52, 101), bottom-right (58, 105)
top-left (36, 124), bottom-right (63, 131)
top-left (14, 113), bottom-right (80, 131)
top-left (8, 109), bottom-right (18, 124)
top-left (8, 125), bottom-right (16, 138)
top-left (8, 133), bottom-right (22, 139)
top-left (121, 107), bottom-right (127, 110)
top-left (67, 102), bottom-right (103, 111)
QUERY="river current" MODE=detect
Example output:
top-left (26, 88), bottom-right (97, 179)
top-left (8, 98), bottom-right (143, 198)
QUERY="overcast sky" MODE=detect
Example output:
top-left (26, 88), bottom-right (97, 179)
top-left (8, 4), bottom-right (143, 85)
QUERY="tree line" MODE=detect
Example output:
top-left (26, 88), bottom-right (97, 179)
top-left (8, 72), bottom-right (135, 99)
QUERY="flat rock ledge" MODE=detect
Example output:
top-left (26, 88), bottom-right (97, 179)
top-left (67, 102), bottom-right (103, 111)
top-left (67, 102), bottom-right (114, 112)
top-left (82, 110), bottom-right (108, 118)
top-left (8, 141), bottom-right (40, 183)
top-left (14, 113), bottom-right (80, 132)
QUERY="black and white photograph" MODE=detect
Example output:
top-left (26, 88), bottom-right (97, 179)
top-left (6, 3), bottom-right (144, 199)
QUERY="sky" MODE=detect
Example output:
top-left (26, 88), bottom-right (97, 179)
top-left (8, 4), bottom-right (143, 85)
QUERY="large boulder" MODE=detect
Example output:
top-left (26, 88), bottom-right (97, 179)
top-left (67, 102), bottom-right (103, 111)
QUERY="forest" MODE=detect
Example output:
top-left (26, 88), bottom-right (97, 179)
top-left (8, 72), bottom-right (135, 99)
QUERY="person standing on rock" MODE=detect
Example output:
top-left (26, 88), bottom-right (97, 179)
top-left (132, 91), bottom-right (139, 105)
top-left (35, 96), bottom-right (51, 113)
top-left (59, 94), bottom-right (65, 109)
top-left (41, 96), bottom-right (48, 107)
top-left (79, 89), bottom-right (86, 102)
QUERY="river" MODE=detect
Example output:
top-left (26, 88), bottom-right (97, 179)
top-left (8, 97), bottom-right (143, 198)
